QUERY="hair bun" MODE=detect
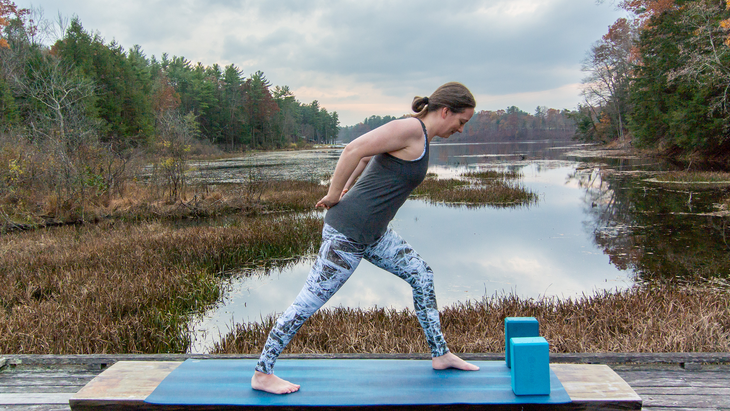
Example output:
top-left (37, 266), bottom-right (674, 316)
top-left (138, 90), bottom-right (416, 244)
top-left (411, 96), bottom-right (428, 113)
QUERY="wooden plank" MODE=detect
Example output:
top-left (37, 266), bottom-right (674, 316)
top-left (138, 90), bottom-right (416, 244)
top-left (641, 394), bottom-right (730, 408)
top-left (0, 405), bottom-right (72, 411)
top-left (618, 370), bottom-right (730, 379)
top-left (1, 378), bottom-right (94, 387)
top-left (1, 372), bottom-right (93, 379)
top-left (550, 364), bottom-right (642, 407)
top-left (5, 371), bottom-right (99, 379)
top-left (549, 352), bottom-right (730, 364)
top-left (616, 372), bottom-right (730, 388)
top-left (632, 386), bottom-right (730, 395)
top-left (0, 393), bottom-right (75, 405)
top-left (0, 385), bottom-right (86, 393)
top-left (69, 361), bottom-right (181, 410)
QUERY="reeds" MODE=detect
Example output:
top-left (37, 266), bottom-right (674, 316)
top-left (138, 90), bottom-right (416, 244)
top-left (1, 179), bottom-right (328, 231)
top-left (462, 170), bottom-right (523, 180)
top-left (213, 281), bottom-right (730, 354)
top-left (0, 214), bottom-right (324, 354)
top-left (412, 170), bottom-right (537, 207)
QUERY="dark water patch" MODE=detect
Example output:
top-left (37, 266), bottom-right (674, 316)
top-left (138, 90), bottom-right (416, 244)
top-left (575, 167), bottom-right (730, 283)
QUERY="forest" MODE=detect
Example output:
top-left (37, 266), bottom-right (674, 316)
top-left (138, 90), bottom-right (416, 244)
top-left (0, 2), bottom-right (342, 222)
top-left (339, 107), bottom-right (577, 143)
top-left (0, 4), bottom-right (339, 151)
top-left (575, 0), bottom-right (730, 163)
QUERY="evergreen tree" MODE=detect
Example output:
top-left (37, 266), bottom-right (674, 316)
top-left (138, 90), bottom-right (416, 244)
top-left (54, 18), bottom-right (154, 147)
top-left (628, 0), bottom-right (729, 152)
top-left (0, 76), bottom-right (19, 129)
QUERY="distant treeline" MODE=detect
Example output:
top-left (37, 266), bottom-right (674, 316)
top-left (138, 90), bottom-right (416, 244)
top-left (338, 106), bottom-right (576, 143)
top-left (455, 106), bottom-right (576, 143)
top-left (575, 1), bottom-right (730, 160)
top-left (338, 115), bottom-right (399, 143)
top-left (0, 12), bottom-right (339, 150)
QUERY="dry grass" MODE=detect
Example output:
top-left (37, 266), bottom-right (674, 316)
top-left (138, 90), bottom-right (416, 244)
top-left (412, 171), bottom-right (538, 207)
top-left (1, 180), bottom-right (328, 231)
top-left (112, 181), bottom-right (328, 219)
top-left (462, 170), bottom-right (523, 180)
top-left (213, 281), bottom-right (730, 354)
top-left (0, 214), bottom-right (324, 354)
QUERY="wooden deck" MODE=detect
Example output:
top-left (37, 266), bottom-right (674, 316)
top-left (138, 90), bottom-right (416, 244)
top-left (1, 353), bottom-right (729, 410)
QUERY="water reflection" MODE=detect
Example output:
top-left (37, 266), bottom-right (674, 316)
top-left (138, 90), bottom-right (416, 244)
top-left (571, 167), bottom-right (730, 282)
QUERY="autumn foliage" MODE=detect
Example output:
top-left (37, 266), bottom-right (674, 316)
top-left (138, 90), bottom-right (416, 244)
top-left (575, 0), bottom-right (730, 158)
top-left (710, 0), bottom-right (730, 47)
top-left (0, 0), bottom-right (27, 48)
top-left (619, 0), bottom-right (680, 26)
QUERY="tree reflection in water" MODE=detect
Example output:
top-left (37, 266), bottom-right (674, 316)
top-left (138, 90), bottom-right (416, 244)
top-left (570, 167), bottom-right (730, 283)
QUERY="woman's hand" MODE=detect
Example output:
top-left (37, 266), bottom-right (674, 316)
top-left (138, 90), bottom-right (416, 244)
top-left (316, 193), bottom-right (340, 210)
top-left (339, 188), bottom-right (349, 200)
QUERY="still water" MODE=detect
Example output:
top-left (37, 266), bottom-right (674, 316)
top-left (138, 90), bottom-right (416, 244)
top-left (188, 140), bottom-right (729, 353)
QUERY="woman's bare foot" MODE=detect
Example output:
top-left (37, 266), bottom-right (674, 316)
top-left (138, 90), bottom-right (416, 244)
top-left (251, 371), bottom-right (300, 394)
top-left (432, 352), bottom-right (480, 371)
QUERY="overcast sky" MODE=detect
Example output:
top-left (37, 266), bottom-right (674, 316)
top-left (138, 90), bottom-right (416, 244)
top-left (21, 1), bottom-right (626, 125)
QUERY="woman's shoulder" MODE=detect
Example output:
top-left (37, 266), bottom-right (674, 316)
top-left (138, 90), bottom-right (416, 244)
top-left (395, 116), bottom-right (423, 127)
top-left (383, 117), bottom-right (425, 138)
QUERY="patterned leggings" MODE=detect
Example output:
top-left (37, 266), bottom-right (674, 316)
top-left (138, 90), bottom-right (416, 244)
top-left (255, 223), bottom-right (449, 374)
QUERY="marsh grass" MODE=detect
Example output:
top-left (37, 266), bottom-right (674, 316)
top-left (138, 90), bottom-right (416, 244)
top-left (0, 214), bottom-right (323, 354)
top-left (213, 281), bottom-right (730, 354)
top-left (412, 170), bottom-right (537, 207)
top-left (115, 180), bottom-right (328, 219)
top-left (462, 170), bottom-right (523, 180)
top-left (1, 179), bottom-right (328, 231)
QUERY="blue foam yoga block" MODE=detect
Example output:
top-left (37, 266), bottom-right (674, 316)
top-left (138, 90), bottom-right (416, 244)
top-left (504, 317), bottom-right (539, 368)
top-left (510, 336), bottom-right (550, 396)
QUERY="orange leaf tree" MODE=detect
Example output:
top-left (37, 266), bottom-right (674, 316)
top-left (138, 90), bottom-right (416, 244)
top-left (0, 0), bottom-right (28, 48)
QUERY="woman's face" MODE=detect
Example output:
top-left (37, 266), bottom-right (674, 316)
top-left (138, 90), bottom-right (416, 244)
top-left (441, 107), bottom-right (474, 138)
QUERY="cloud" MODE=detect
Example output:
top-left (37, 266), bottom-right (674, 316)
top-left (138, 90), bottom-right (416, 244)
top-left (21, 0), bottom-right (626, 124)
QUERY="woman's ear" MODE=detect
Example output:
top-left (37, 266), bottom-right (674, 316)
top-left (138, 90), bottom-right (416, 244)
top-left (440, 107), bottom-right (449, 119)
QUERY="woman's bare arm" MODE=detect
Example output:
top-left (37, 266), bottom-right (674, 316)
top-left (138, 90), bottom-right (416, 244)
top-left (340, 156), bottom-right (371, 198)
top-left (317, 119), bottom-right (422, 209)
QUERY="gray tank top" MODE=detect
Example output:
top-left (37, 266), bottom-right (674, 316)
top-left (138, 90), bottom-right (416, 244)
top-left (324, 118), bottom-right (429, 244)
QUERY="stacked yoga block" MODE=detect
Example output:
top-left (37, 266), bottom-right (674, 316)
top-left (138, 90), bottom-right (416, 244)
top-left (504, 317), bottom-right (550, 396)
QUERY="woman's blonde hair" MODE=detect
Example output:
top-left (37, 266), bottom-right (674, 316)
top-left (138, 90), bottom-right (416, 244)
top-left (412, 82), bottom-right (476, 119)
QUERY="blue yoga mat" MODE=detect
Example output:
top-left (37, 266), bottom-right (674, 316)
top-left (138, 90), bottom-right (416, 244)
top-left (145, 359), bottom-right (571, 407)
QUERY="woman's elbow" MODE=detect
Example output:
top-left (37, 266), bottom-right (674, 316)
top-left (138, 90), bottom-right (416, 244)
top-left (342, 144), bottom-right (370, 162)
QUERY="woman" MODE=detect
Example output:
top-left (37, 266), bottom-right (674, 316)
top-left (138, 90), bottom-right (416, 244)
top-left (252, 82), bottom-right (479, 395)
